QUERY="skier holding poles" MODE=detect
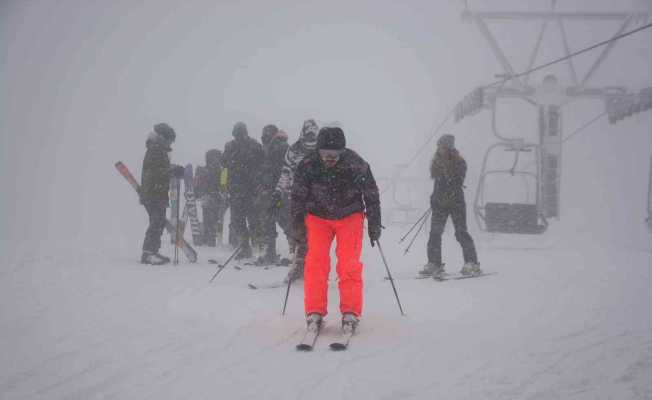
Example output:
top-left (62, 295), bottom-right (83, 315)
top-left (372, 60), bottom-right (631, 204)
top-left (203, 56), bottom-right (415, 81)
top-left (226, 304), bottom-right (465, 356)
top-left (418, 134), bottom-right (481, 279)
top-left (291, 126), bottom-right (381, 341)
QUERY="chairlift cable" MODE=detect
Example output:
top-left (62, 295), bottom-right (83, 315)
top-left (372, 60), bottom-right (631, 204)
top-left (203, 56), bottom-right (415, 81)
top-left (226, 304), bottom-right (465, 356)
top-left (390, 15), bottom-right (651, 202)
top-left (562, 111), bottom-right (607, 143)
top-left (485, 21), bottom-right (652, 89)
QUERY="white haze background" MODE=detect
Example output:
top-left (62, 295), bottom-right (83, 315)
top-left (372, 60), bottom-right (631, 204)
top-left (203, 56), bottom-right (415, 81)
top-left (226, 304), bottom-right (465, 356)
top-left (1, 0), bottom-right (651, 399)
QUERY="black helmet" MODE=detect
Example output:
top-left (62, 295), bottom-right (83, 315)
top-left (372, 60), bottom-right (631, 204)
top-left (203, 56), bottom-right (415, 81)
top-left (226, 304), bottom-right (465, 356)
top-left (154, 123), bottom-right (176, 142)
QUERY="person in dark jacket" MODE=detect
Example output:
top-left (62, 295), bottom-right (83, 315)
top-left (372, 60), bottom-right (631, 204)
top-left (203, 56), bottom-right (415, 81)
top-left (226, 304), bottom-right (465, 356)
top-left (222, 122), bottom-right (264, 259)
top-left (419, 134), bottom-right (480, 279)
top-left (140, 123), bottom-right (184, 265)
top-left (195, 149), bottom-right (228, 247)
top-left (274, 119), bottom-right (319, 281)
top-left (291, 126), bottom-right (381, 332)
top-left (254, 125), bottom-right (290, 265)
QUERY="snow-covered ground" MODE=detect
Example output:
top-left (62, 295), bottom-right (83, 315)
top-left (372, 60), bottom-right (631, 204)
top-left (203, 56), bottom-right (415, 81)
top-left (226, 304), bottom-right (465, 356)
top-left (2, 225), bottom-right (651, 400)
top-left (3, 1), bottom-right (652, 398)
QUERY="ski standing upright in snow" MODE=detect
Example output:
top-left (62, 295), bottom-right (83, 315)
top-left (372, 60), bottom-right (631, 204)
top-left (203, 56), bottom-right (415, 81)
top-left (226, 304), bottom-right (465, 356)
top-left (183, 164), bottom-right (203, 246)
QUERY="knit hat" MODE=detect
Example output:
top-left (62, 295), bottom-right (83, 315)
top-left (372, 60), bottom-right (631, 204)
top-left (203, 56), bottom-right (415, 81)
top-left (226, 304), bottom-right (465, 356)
top-left (437, 134), bottom-right (455, 149)
top-left (317, 127), bottom-right (346, 150)
top-left (232, 121), bottom-right (248, 138)
top-left (261, 124), bottom-right (279, 146)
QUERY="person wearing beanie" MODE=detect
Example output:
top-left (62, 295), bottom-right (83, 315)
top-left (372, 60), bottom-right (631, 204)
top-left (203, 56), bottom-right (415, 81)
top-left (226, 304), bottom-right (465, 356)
top-left (419, 133), bottom-right (481, 279)
top-left (253, 125), bottom-right (290, 265)
top-left (140, 123), bottom-right (184, 265)
top-left (291, 126), bottom-right (381, 336)
top-left (195, 149), bottom-right (228, 247)
top-left (272, 119), bottom-right (320, 279)
top-left (222, 122), bottom-right (264, 259)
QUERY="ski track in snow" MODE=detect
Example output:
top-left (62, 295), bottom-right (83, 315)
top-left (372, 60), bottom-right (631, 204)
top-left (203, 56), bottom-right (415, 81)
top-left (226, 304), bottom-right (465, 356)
top-left (1, 233), bottom-right (651, 400)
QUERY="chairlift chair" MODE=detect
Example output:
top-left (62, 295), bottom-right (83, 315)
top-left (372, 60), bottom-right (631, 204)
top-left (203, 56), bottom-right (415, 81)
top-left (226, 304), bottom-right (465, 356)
top-left (474, 141), bottom-right (548, 234)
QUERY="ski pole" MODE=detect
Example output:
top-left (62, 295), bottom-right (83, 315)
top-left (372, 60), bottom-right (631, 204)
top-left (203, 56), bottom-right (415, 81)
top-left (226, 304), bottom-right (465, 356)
top-left (281, 247), bottom-right (298, 316)
top-left (376, 240), bottom-right (405, 316)
top-left (399, 207), bottom-right (431, 243)
top-left (174, 179), bottom-right (181, 265)
top-left (403, 209), bottom-right (431, 254)
top-left (209, 243), bottom-right (243, 283)
top-left (281, 278), bottom-right (292, 316)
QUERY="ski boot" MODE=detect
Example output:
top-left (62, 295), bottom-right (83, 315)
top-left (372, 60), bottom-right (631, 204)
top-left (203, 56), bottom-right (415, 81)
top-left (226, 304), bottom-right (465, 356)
top-left (460, 262), bottom-right (482, 276)
top-left (141, 251), bottom-right (169, 265)
top-left (431, 264), bottom-right (446, 280)
top-left (254, 241), bottom-right (279, 266)
top-left (418, 262), bottom-right (444, 277)
top-left (156, 253), bottom-right (170, 263)
top-left (341, 313), bottom-right (359, 334)
top-left (306, 313), bottom-right (323, 329)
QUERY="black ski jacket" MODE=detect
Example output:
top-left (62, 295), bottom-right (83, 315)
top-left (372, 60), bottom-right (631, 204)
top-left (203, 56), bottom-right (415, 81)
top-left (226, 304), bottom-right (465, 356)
top-left (222, 136), bottom-right (264, 195)
top-left (430, 150), bottom-right (467, 207)
top-left (291, 149), bottom-right (381, 231)
top-left (140, 136), bottom-right (172, 205)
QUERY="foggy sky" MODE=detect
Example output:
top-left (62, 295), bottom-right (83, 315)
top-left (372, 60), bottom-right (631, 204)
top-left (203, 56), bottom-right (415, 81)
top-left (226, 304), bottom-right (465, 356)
top-left (1, 0), bottom-right (651, 247)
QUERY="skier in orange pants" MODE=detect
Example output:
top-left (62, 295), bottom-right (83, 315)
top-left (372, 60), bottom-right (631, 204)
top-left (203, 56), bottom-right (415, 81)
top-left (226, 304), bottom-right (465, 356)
top-left (291, 126), bottom-right (381, 332)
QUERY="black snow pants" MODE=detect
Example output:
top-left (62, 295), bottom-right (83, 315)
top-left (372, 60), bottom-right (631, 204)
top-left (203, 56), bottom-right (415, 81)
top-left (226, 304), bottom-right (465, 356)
top-left (202, 196), bottom-right (227, 246)
top-left (229, 189), bottom-right (256, 250)
top-left (427, 199), bottom-right (478, 266)
top-left (142, 202), bottom-right (167, 253)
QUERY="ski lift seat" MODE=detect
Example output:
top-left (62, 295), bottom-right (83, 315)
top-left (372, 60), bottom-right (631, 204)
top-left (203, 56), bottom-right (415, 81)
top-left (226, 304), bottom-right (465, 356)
top-left (485, 202), bottom-right (547, 234)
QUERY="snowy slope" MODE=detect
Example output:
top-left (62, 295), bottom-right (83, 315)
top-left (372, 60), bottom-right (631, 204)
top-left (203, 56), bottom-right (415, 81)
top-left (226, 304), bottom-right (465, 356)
top-left (1, 227), bottom-right (651, 400)
top-left (2, 1), bottom-right (652, 399)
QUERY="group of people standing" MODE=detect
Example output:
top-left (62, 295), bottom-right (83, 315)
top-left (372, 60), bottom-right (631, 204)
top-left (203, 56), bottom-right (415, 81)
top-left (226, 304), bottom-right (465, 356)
top-left (137, 121), bottom-right (480, 331)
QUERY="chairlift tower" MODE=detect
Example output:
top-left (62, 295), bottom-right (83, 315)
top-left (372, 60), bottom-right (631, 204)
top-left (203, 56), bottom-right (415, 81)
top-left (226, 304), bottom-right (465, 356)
top-left (456, 7), bottom-right (651, 234)
top-left (647, 156), bottom-right (652, 232)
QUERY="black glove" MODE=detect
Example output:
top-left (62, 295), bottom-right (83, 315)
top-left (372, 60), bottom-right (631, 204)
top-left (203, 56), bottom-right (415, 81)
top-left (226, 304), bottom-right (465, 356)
top-left (368, 224), bottom-right (382, 247)
top-left (170, 164), bottom-right (185, 179)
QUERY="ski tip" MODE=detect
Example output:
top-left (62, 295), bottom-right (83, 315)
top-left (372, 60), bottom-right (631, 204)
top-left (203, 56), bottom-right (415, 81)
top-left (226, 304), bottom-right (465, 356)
top-left (247, 283), bottom-right (258, 290)
top-left (208, 259), bottom-right (219, 264)
top-left (296, 344), bottom-right (314, 351)
top-left (329, 343), bottom-right (347, 351)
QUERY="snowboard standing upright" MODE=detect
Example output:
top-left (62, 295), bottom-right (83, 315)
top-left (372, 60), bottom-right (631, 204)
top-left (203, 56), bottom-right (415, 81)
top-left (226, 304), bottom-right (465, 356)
top-left (115, 161), bottom-right (197, 263)
top-left (183, 164), bottom-right (203, 246)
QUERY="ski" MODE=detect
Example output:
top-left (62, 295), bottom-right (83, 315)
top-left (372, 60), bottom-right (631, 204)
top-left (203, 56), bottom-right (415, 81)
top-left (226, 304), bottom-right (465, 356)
top-left (434, 272), bottom-right (497, 281)
top-left (329, 330), bottom-right (354, 351)
top-left (114, 161), bottom-right (197, 263)
top-left (169, 175), bottom-right (181, 244)
top-left (183, 164), bottom-right (203, 246)
top-left (247, 280), bottom-right (286, 290)
top-left (296, 320), bottom-right (322, 351)
top-left (384, 272), bottom-right (496, 281)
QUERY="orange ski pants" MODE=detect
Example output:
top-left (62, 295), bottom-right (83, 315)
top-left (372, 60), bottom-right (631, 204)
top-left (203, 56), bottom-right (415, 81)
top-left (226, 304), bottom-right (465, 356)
top-left (304, 212), bottom-right (364, 317)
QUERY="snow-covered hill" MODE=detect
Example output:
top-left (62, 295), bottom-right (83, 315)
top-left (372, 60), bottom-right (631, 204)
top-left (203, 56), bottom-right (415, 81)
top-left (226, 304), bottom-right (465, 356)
top-left (2, 227), bottom-right (651, 399)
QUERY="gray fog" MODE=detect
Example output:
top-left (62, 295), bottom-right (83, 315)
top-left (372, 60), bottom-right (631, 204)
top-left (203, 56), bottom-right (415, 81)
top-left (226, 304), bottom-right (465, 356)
top-left (1, 0), bottom-right (651, 248)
